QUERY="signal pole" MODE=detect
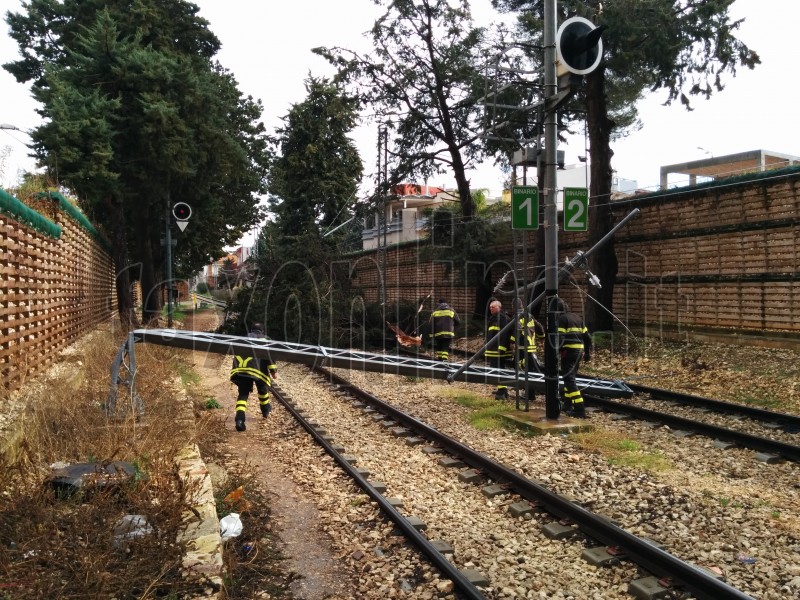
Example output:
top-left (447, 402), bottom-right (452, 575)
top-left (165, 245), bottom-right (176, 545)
top-left (543, 0), bottom-right (561, 419)
top-left (165, 203), bottom-right (174, 328)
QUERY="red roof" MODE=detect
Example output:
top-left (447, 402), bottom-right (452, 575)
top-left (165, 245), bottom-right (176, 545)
top-left (393, 183), bottom-right (444, 197)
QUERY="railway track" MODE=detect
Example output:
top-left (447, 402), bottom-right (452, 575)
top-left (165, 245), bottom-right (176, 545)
top-left (270, 365), bottom-right (759, 600)
top-left (424, 346), bottom-right (800, 462)
top-left (584, 391), bottom-right (800, 463)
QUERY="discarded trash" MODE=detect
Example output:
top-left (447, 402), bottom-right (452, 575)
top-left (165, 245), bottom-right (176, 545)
top-left (223, 485), bottom-right (245, 505)
top-left (738, 553), bottom-right (757, 564)
top-left (220, 513), bottom-right (243, 540)
top-left (113, 515), bottom-right (154, 548)
top-left (46, 461), bottom-right (141, 497)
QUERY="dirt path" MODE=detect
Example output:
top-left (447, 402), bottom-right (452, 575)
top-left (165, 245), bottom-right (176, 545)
top-left (184, 310), bottom-right (352, 599)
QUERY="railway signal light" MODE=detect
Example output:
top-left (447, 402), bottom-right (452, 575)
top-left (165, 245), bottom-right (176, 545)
top-left (172, 202), bottom-right (192, 231)
top-left (556, 17), bottom-right (605, 76)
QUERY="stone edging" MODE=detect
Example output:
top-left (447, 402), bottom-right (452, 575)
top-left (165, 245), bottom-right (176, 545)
top-left (175, 442), bottom-right (225, 597)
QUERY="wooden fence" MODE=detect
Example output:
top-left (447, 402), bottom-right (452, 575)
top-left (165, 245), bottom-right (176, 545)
top-left (1, 190), bottom-right (116, 392)
top-left (349, 166), bottom-right (800, 347)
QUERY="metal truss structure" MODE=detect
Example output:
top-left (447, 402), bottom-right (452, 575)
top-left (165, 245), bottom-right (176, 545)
top-left (107, 329), bottom-right (632, 415)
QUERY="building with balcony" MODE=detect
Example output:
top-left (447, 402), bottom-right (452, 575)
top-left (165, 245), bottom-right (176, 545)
top-left (361, 183), bottom-right (455, 250)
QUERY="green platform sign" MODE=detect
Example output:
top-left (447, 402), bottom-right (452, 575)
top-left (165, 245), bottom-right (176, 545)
top-left (563, 187), bottom-right (589, 231)
top-left (511, 186), bottom-right (539, 230)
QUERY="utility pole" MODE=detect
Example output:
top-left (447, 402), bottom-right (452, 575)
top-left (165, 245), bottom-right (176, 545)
top-left (165, 203), bottom-right (174, 328)
top-left (542, 0), bottom-right (561, 419)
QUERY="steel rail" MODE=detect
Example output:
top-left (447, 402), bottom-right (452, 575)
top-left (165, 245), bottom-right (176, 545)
top-left (584, 395), bottom-right (800, 462)
top-left (269, 383), bottom-right (489, 600)
top-left (626, 383), bottom-right (800, 431)
top-left (314, 366), bottom-right (756, 600)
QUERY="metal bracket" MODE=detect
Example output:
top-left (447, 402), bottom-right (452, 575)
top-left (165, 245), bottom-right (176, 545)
top-left (107, 332), bottom-right (144, 418)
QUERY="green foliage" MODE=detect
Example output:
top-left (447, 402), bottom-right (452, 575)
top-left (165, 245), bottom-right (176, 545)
top-left (222, 78), bottom-right (365, 347)
top-left (268, 77), bottom-right (362, 236)
top-left (314, 0), bottom-right (490, 218)
top-left (195, 281), bottom-right (210, 295)
top-left (5, 0), bottom-right (270, 321)
top-left (493, 0), bottom-right (760, 330)
top-left (204, 397), bottom-right (221, 410)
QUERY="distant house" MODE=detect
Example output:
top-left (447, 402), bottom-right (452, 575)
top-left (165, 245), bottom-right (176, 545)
top-left (195, 246), bottom-right (253, 289)
top-left (362, 183), bottom-right (455, 250)
top-left (660, 149), bottom-right (800, 189)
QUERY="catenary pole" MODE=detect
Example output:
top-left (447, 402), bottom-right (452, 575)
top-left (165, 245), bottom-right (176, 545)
top-left (542, 0), bottom-right (560, 418)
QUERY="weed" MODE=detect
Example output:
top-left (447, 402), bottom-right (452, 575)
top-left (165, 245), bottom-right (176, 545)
top-left (570, 430), bottom-right (672, 472)
top-left (175, 361), bottom-right (201, 387)
top-left (205, 397), bottom-right (222, 409)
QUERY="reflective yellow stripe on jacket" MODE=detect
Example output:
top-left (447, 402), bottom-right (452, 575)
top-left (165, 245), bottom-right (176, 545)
top-left (230, 356), bottom-right (272, 385)
top-left (558, 325), bottom-right (588, 349)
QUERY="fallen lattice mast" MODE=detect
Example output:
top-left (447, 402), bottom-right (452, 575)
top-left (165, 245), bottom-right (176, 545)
top-left (107, 329), bottom-right (632, 414)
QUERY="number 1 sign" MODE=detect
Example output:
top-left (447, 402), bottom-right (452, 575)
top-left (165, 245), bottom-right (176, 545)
top-left (511, 186), bottom-right (539, 230)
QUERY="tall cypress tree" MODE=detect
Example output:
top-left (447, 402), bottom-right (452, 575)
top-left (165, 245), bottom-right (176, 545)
top-left (5, 0), bottom-right (270, 324)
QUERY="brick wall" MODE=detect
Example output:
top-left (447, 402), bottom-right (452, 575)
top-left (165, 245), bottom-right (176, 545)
top-left (349, 167), bottom-right (800, 344)
top-left (1, 194), bottom-right (116, 391)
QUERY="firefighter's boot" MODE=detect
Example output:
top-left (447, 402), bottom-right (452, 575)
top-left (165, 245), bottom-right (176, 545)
top-left (235, 410), bottom-right (246, 432)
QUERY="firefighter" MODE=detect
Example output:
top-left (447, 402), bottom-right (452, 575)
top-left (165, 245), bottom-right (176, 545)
top-left (486, 299), bottom-right (513, 400)
top-left (554, 299), bottom-right (592, 418)
top-left (230, 322), bottom-right (277, 431)
top-left (510, 297), bottom-right (544, 400)
top-left (426, 298), bottom-right (460, 361)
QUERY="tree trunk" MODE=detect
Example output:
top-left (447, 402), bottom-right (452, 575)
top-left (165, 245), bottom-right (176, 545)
top-left (585, 66), bottom-right (617, 332)
top-left (137, 212), bottom-right (163, 324)
top-left (106, 196), bottom-right (138, 329)
top-left (451, 146), bottom-right (475, 219)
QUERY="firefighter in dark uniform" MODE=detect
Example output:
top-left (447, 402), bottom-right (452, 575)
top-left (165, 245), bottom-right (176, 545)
top-left (554, 299), bottom-right (592, 418)
top-left (486, 299), bottom-right (512, 400)
top-left (426, 298), bottom-right (460, 361)
top-left (510, 298), bottom-right (544, 400)
top-left (230, 322), bottom-right (277, 431)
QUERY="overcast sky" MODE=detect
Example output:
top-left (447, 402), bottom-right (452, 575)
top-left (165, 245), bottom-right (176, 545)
top-left (2, 0), bottom-right (798, 195)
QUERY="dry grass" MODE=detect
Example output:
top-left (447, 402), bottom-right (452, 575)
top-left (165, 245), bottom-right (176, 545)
top-left (0, 330), bottom-right (221, 599)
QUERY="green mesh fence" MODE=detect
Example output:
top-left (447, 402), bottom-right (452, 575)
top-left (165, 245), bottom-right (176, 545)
top-left (0, 187), bottom-right (62, 238)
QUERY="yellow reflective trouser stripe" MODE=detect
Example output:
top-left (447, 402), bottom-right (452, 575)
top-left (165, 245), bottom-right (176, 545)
top-left (433, 332), bottom-right (454, 337)
top-left (563, 343), bottom-right (584, 349)
top-left (235, 399), bottom-right (247, 410)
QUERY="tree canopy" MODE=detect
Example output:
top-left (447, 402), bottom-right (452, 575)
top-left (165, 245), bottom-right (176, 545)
top-left (226, 77), bottom-right (364, 344)
top-left (4, 0), bottom-right (270, 324)
top-left (491, 0), bottom-right (759, 330)
top-left (314, 0), bottom-right (491, 219)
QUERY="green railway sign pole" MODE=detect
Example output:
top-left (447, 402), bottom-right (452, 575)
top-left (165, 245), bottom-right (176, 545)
top-left (511, 186), bottom-right (540, 230)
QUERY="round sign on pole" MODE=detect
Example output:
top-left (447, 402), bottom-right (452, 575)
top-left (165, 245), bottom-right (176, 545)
top-left (556, 17), bottom-right (604, 75)
top-left (172, 202), bottom-right (192, 221)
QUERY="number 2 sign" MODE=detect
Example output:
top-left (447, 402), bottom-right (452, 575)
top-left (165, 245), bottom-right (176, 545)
top-left (563, 187), bottom-right (588, 231)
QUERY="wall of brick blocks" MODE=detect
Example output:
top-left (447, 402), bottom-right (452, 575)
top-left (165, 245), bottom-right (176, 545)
top-left (349, 168), bottom-right (800, 341)
top-left (1, 197), bottom-right (116, 392)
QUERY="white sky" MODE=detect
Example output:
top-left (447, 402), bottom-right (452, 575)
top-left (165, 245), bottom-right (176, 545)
top-left (2, 0), bottom-right (798, 197)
